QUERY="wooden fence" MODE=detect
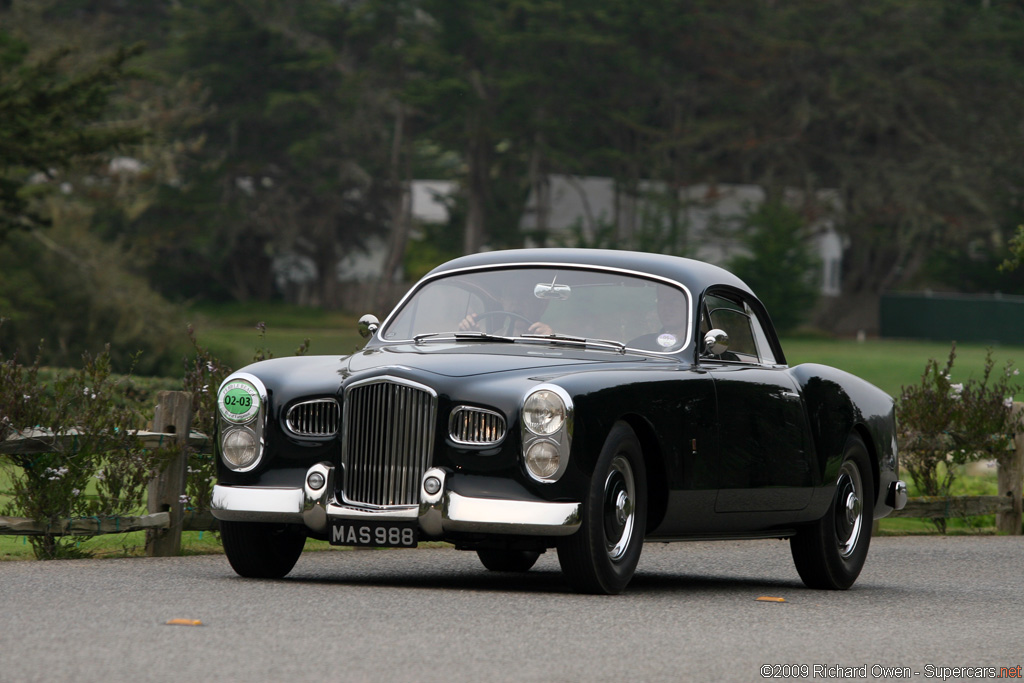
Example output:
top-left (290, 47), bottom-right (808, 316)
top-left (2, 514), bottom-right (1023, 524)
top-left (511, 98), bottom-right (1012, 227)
top-left (1, 394), bottom-right (1022, 558)
top-left (0, 390), bottom-right (217, 557)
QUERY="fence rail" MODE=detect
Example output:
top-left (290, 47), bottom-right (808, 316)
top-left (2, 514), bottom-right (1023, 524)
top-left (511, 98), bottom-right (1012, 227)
top-left (1, 393), bottom-right (1022, 557)
top-left (0, 390), bottom-right (216, 556)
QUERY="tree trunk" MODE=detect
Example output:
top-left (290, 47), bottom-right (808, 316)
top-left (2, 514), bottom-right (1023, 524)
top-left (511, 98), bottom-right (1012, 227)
top-left (378, 105), bottom-right (411, 311)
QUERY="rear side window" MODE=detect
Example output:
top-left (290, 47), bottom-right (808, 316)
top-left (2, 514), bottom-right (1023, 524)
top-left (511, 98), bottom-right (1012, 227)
top-left (702, 293), bottom-right (778, 365)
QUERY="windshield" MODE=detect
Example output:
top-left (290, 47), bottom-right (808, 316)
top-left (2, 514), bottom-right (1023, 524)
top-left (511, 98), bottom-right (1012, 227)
top-left (380, 266), bottom-right (691, 353)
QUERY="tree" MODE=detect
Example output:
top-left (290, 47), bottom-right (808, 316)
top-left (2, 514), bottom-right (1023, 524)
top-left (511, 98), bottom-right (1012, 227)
top-left (728, 202), bottom-right (820, 334)
top-left (0, 28), bottom-right (143, 238)
top-left (126, 0), bottom-right (406, 305)
top-left (1002, 225), bottom-right (1024, 273)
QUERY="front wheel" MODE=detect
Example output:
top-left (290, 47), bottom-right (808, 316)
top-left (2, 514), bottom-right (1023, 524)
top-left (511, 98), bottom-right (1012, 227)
top-left (221, 521), bottom-right (306, 579)
top-left (557, 422), bottom-right (647, 594)
top-left (790, 434), bottom-right (874, 590)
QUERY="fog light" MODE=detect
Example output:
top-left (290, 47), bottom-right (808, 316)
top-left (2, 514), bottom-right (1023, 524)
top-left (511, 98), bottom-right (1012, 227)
top-left (222, 428), bottom-right (258, 470)
top-left (525, 441), bottom-right (560, 479)
top-left (307, 471), bottom-right (325, 490)
top-left (424, 476), bottom-right (442, 495)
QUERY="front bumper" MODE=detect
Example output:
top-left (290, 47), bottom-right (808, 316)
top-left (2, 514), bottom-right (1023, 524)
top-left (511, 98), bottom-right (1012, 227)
top-left (211, 463), bottom-right (582, 539)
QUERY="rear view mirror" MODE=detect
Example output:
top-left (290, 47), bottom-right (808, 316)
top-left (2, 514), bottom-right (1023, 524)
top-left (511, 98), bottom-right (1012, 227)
top-left (534, 282), bottom-right (571, 300)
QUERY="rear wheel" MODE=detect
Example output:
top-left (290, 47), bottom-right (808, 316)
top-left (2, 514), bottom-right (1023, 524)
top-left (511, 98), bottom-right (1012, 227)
top-left (221, 521), bottom-right (306, 579)
top-left (557, 422), bottom-right (647, 595)
top-left (790, 434), bottom-right (874, 589)
top-left (476, 549), bottom-right (541, 572)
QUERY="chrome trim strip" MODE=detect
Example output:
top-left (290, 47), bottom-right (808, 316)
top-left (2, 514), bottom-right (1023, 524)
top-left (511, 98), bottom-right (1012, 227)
top-left (376, 261), bottom-right (695, 354)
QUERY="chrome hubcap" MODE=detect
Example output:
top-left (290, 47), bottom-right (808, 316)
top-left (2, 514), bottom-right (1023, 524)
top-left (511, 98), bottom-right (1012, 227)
top-left (603, 455), bottom-right (636, 562)
top-left (834, 460), bottom-right (864, 559)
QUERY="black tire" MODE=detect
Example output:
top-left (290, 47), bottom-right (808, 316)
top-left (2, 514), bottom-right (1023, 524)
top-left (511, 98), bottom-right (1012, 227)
top-left (790, 434), bottom-right (874, 590)
top-left (221, 520), bottom-right (306, 579)
top-left (557, 422), bottom-right (647, 595)
top-left (476, 549), bottom-right (541, 572)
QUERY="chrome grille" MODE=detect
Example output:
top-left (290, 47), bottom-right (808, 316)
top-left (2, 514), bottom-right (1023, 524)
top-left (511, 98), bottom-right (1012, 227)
top-left (285, 399), bottom-right (341, 437)
top-left (449, 406), bottom-right (506, 445)
top-left (341, 378), bottom-right (436, 507)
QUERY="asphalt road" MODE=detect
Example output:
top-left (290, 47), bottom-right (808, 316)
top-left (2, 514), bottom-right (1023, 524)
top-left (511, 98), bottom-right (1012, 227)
top-left (1, 536), bottom-right (1021, 683)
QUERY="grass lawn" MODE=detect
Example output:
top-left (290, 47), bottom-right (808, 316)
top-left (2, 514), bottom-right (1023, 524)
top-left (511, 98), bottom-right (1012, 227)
top-left (781, 337), bottom-right (1024, 400)
top-left (185, 301), bottom-right (365, 370)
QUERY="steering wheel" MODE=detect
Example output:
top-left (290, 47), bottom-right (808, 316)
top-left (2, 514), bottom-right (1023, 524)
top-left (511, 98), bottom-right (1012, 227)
top-left (473, 310), bottom-right (534, 331)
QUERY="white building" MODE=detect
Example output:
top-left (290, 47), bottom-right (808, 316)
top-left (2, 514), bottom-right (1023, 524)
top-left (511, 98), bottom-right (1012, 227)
top-left (519, 175), bottom-right (844, 296)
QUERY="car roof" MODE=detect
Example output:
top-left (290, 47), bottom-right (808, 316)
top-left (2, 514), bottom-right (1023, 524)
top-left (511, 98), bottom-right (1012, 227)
top-left (427, 248), bottom-right (754, 297)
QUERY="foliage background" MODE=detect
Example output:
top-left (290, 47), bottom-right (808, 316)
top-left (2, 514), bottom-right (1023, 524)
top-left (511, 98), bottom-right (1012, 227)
top-left (3, 0), bottom-right (1024, 374)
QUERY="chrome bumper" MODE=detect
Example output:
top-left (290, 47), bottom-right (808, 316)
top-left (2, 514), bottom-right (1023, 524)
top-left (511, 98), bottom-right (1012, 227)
top-left (887, 480), bottom-right (908, 511)
top-left (211, 464), bottom-right (582, 538)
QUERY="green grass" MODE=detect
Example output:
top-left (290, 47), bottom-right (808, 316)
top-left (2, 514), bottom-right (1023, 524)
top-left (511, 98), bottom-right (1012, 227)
top-left (781, 337), bottom-right (1024, 399)
top-left (185, 302), bottom-right (366, 370)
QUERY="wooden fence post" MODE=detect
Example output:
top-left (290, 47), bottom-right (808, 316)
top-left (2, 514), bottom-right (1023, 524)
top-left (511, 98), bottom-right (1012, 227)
top-left (996, 402), bottom-right (1024, 535)
top-left (146, 391), bottom-right (192, 557)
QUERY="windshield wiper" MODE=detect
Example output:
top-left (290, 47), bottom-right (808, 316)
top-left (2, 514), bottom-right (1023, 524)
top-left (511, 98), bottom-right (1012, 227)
top-left (413, 331), bottom-right (516, 344)
top-left (519, 333), bottom-right (626, 354)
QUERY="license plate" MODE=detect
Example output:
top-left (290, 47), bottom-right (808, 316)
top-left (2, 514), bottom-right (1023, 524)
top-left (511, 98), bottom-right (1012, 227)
top-left (330, 521), bottom-right (418, 548)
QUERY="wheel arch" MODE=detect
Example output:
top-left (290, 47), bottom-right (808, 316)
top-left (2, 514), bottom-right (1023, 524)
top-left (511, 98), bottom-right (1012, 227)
top-left (852, 423), bottom-right (881, 506)
top-left (618, 413), bottom-right (668, 535)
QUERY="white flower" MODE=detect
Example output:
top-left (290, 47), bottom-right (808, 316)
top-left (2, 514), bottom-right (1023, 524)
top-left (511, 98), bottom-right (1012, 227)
top-left (201, 384), bottom-right (209, 394)
top-left (950, 383), bottom-right (964, 397)
top-left (91, 393), bottom-right (97, 400)
top-left (179, 495), bottom-right (190, 504)
top-left (72, 489), bottom-right (80, 497)
top-left (95, 470), bottom-right (105, 481)
top-left (83, 387), bottom-right (91, 395)
top-left (1005, 398), bottom-right (1015, 409)
top-left (206, 362), bottom-right (215, 372)
top-left (23, 394), bottom-right (30, 401)
top-left (45, 466), bottom-right (70, 480)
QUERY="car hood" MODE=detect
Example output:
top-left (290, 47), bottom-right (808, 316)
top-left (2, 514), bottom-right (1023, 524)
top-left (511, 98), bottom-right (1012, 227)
top-left (235, 342), bottom-right (676, 404)
top-left (346, 342), bottom-right (657, 378)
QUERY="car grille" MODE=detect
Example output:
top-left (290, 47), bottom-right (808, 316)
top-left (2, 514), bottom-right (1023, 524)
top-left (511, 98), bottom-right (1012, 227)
top-left (285, 399), bottom-right (341, 437)
top-left (341, 378), bottom-right (437, 507)
top-left (449, 406), bottom-right (506, 445)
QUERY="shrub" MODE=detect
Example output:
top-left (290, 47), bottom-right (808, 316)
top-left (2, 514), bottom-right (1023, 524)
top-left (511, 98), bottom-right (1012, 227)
top-left (897, 343), bottom-right (1022, 532)
top-left (0, 346), bottom-right (174, 558)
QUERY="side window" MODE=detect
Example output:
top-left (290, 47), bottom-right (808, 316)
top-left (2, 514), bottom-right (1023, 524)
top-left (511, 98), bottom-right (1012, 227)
top-left (702, 293), bottom-right (776, 365)
top-left (745, 302), bottom-right (778, 365)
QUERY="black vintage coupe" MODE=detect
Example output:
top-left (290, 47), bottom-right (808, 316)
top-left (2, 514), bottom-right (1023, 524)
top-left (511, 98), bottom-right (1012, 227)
top-left (211, 248), bottom-right (906, 594)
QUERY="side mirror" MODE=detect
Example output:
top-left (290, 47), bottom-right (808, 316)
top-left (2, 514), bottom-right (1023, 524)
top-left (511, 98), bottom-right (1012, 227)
top-left (703, 329), bottom-right (729, 356)
top-left (358, 314), bottom-right (380, 339)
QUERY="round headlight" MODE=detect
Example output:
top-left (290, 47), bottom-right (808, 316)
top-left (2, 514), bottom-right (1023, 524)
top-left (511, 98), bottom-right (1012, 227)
top-left (525, 441), bottom-right (560, 479)
top-left (222, 428), bottom-right (258, 470)
top-left (523, 389), bottom-right (566, 436)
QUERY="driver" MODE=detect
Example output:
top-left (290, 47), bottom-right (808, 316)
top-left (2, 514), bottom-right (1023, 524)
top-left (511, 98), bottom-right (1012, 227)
top-left (627, 285), bottom-right (687, 351)
top-left (458, 282), bottom-right (553, 336)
